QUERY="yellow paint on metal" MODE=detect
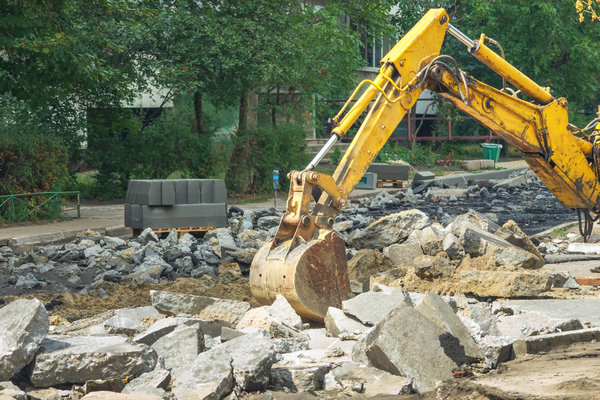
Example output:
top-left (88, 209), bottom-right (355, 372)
top-left (471, 36), bottom-right (554, 105)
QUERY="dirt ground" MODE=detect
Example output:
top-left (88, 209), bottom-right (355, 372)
top-left (2, 275), bottom-right (259, 322)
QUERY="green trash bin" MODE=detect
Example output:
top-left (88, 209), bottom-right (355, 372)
top-left (481, 143), bottom-right (502, 163)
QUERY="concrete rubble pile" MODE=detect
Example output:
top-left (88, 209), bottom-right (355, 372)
top-left (1, 170), bottom-right (599, 399)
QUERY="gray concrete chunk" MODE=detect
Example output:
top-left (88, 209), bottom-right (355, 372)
top-left (122, 369), bottom-right (171, 394)
top-left (415, 293), bottom-right (483, 362)
top-left (0, 298), bottom-right (49, 381)
top-left (352, 305), bottom-right (458, 393)
top-left (151, 324), bottom-right (204, 379)
top-left (383, 243), bottom-right (424, 266)
top-left (349, 210), bottom-right (429, 250)
top-left (105, 306), bottom-right (163, 336)
top-left (324, 307), bottom-right (368, 338)
top-left (513, 328), bottom-right (600, 356)
top-left (342, 288), bottom-right (413, 326)
top-left (29, 335), bottom-right (158, 387)
top-left (324, 363), bottom-right (412, 395)
top-left (150, 290), bottom-right (250, 327)
top-left (173, 332), bottom-right (274, 397)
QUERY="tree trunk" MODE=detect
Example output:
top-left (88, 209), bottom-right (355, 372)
top-left (194, 91), bottom-right (205, 136)
top-left (238, 90), bottom-right (258, 131)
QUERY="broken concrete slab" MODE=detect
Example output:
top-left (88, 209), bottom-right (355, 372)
top-left (133, 317), bottom-right (201, 345)
top-left (0, 382), bottom-right (26, 400)
top-left (566, 242), bottom-right (600, 254)
top-left (122, 369), bottom-right (171, 395)
top-left (497, 312), bottom-right (557, 338)
top-left (80, 392), bottom-right (163, 400)
top-left (459, 270), bottom-right (557, 297)
top-left (493, 174), bottom-right (526, 190)
top-left (236, 294), bottom-right (303, 333)
top-left (29, 335), bottom-right (157, 387)
top-left (324, 307), bottom-right (368, 338)
top-left (150, 290), bottom-right (250, 327)
top-left (513, 328), bottom-right (600, 356)
top-left (415, 293), bottom-right (483, 362)
top-left (151, 323), bottom-right (204, 379)
top-left (351, 305), bottom-right (459, 393)
top-left (494, 220), bottom-right (544, 268)
top-left (104, 306), bottom-right (162, 336)
top-left (172, 332), bottom-right (274, 397)
top-left (412, 226), bottom-right (443, 256)
top-left (383, 243), bottom-right (424, 266)
top-left (171, 351), bottom-right (232, 400)
top-left (497, 298), bottom-right (600, 327)
top-left (271, 349), bottom-right (350, 393)
top-left (450, 213), bottom-right (494, 236)
top-left (324, 363), bottom-right (412, 395)
top-left (460, 225), bottom-right (533, 259)
top-left (347, 249), bottom-right (394, 284)
top-left (342, 288), bottom-right (413, 326)
top-left (443, 233), bottom-right (464, 260)
top-left (486, 244), bottom-right (540, 269)
top-left (0, 298), bottom-right (49, 381)
top-left (349, 210), bottom-right (429, 250)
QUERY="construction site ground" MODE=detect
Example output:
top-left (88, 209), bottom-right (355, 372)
top-left (3, 159), bottom-right (600, 399)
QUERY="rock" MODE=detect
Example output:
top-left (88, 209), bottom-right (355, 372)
top-left (104, 236), bottom-right (127, 248)
top-left (442, 234), bottom-right (464, 260)
top-left (29, 335), bottom-right (158, 387)
top-left (494, 220), bottom-right (544, 268)
top-left (15, 273), bottom-right (39, 287)
top-left (324, 307), bottom-right (368, 338)
top-left (347, 249), bottom-right (393, 284)
top-left (121, 369), bottom-right (171, 394)
top-left (413, 255), bottom-right (453, 280)
top-left (122, 370), bottom-right (171, 395)
top-left (151, 290), bottom-right (250, 327)
top-left (151, 323), bottom-right (204, 379)
top-left (227, 250), bottom-right (257, 265)
top-left (333, 220), bottom-right (354, 232)
top-left (342, 288), bottom-right (413, 326)
top-left (172, 332), bottom-right (274, 398)
top-left (459, 270), bottom-right (557, 297)
top-left (383, 243), bottom-right (424, 266)
top-left (83, 378), bottom-right (126, 394)
top-left (218, 262), bottom-right (242, 277)
top-left (324, 363), bottom-right (413, 395)
top-left (105, 307), bottom-right (163, 336)
top-left (80, 392), bottom-right (163, 400)
top-left (413, 227), bottom-right (443, 256)
top-left (368, 268), bottom-right (408, 290)
top-left (133, 317), bottom-right (204, 345)
top-left (138, 228), bottom-right (159, 244)
top-left (450, 213), bottom-right (493, 237)
top-left (349, 210), bottom-right (429, 249)
top-left (497, 312), bottom-right (557, 338)
top-left (236, 294), bottom-right (303, 331)
top-left (486, 244), bottom-right (540, 270)
top-left (220, 326), bottom-right (270, 342)
top-left (0, 298), bottom-right (49, 381)
top-left (0, 381), bottom-right (26, 400)
top-left (257, 216), bottom-right (280, 229)
top-left (352, 305), bottom-right (458, 393)
top-left (415, 293), bottom-right (483, 362)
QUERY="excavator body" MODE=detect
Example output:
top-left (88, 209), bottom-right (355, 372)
top-left (250, 8), bottom-right (600, 321)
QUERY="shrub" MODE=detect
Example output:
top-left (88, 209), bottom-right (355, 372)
top-left (0, 132), bottom-right (70, 195)
top-left (376, 143), bottom-right (439, 167)
top-left (225, 123), bottom-right (310, 196)
top-left (0, 131), bottom-right (70, 222)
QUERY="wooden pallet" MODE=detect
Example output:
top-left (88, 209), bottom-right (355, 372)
top-left (376, 179), bottom-right (404, 188)
top-left (133, 227), bottom-right (216, 237)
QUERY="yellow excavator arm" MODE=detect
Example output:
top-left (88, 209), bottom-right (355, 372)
top-left (250, 8), bottom-right (600, 321)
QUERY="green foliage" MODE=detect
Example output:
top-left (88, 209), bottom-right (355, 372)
top-left (375, 143), bottom-right (439, 167)
top-left (329, 147), bottom-right (343, 165)
top-left (225, 123), bottom-right (310, 196)
top-left (393, 0), bottom-right (600, 129)
top-left (549, 226), bottom-right (569, 237)
top-left (83, 99), bottom-right (219, 199)
top-left (0, 131), bottom-right (70, 196)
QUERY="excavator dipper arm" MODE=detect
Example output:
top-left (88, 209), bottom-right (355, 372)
top-left (250, 8), bottom-right (600, 321)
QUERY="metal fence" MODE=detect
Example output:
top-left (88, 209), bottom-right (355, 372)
top-left (0, 191), bottom-right (80, 222)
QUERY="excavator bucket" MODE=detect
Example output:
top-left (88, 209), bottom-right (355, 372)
top-left (250, 228), bottom-right (351, 321)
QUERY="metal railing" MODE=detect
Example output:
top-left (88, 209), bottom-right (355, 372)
top-left (0, 191), bottom-right (80, 222)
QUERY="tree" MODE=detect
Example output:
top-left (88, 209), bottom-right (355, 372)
top-left (393, 0), bottom-right (600, 127)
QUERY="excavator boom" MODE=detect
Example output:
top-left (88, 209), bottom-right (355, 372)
top-left (250, 8), bottom-right (600, 321)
